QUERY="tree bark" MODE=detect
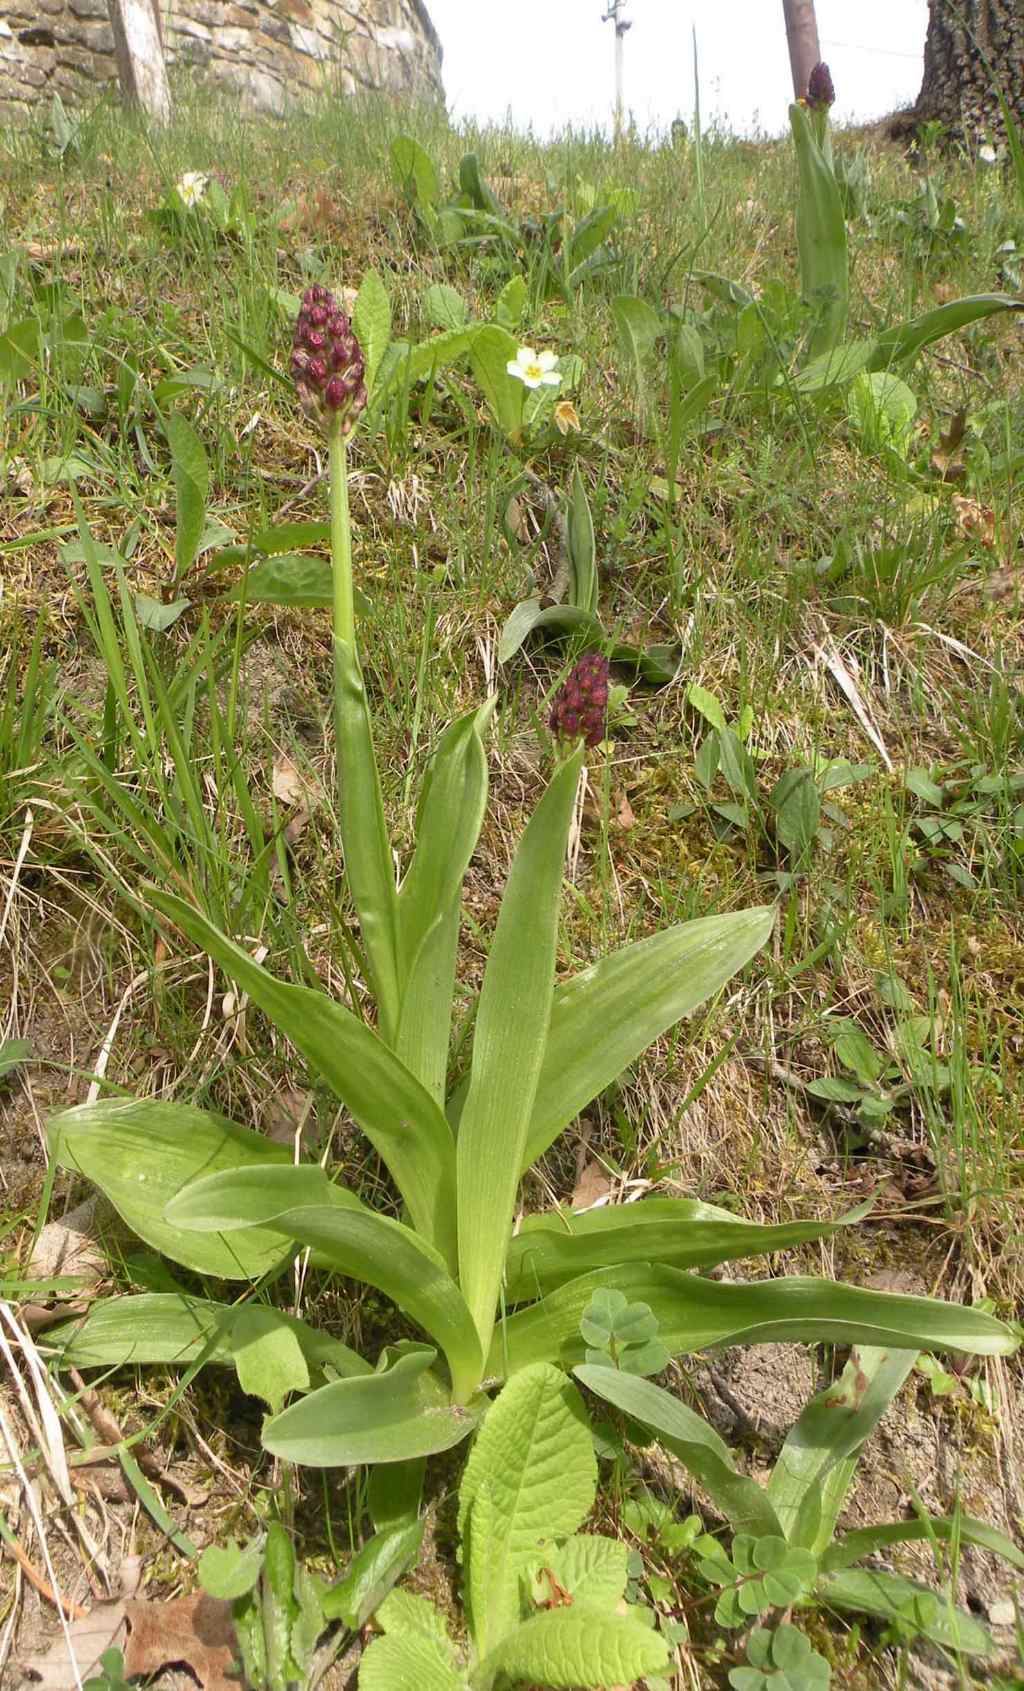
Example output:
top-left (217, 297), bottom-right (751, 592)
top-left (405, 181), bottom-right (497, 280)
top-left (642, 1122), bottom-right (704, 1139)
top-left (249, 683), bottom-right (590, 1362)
top-left (106, 0), bottom-right (171, 125)
top-left (911, 0), bottom-right (1024, 144)
top-left (781, 0), bottom-right (822, 102)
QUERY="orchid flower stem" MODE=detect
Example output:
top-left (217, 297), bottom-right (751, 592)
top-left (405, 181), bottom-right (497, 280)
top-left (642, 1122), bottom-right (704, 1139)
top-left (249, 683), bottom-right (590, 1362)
top-left (329, 417), bottom-right (354, 652)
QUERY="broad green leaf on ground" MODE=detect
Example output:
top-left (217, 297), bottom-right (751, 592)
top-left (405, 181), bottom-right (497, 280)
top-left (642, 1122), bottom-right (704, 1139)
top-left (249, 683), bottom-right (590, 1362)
top-left (522, 908), bottom-right (775, 1169)
top-left (230, 1304), bottom-right (310, 1412)
top-left (359, 1628), bottom-right (466, 1691)
top-left (868, 293), bottom-right (1024, 369)
top-left (221, 552), bottom-right (371, 612)
top-left (169, 1167), bottom-right (483, 1401)
top-left (505, 1195), bottom-right (871, 1299)
top-left (475, 1603), bottom-right (669, 1689)
top-left (576, 1364), bottom-right (781, 1537)
top-left (321, 1521), bottom-right (425, 1627)
top-left (390, 135), bottom-right (440, 209)
top-left (145, 889), bottom-right (457, 1267)
top-left (0, 1039), bottom-right (30, 1079)
top-left (44, 1292), bottom-right (370, 1378)
top-left (263, 1346), bottom-right (483, 1467)
top-left (457, 750), bottom-right (584, 1354)
top-left (532, 1535), bottom-right (628, 1608)
top-left (48, 1098), bottom-right (293, 1278)
top-left (817, 1568), bottom-right (993, 1656)
top-left (468, 324), bottom-right (524, 443)
top-left (489, 1266), bottom-right (1018, 1379)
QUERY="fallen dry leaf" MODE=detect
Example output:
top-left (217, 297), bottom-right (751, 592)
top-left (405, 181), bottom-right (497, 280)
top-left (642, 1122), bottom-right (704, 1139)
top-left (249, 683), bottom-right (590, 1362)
top-left (19, 1602), bottom-right (128, 1689)
top-left (272, 755), bottom-right (307, 806)
top-left (930, 406), bottom-right (967, 481)
top-left (123, 1592), bottom-right (238, 1690)
top-left (28, 1197), bottom-right (110, 1292)
top-left (615, 790), bottom-right (636, 830)
top-left (572, 1158), bottom-right (613, 1212)
top-left (952, 493), bottom-right (995, 549)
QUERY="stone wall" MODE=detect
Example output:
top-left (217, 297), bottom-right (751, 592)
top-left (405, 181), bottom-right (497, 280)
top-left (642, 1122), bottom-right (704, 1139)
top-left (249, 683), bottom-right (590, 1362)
top-left (0, 0), bottom-right (443, 117)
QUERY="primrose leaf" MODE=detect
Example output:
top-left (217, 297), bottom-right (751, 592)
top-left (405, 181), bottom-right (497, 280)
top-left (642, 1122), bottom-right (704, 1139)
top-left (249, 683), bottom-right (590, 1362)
top-left (354, 271), bottom-right (392, 397)
top-left (230, 1305), bottom-right (310, 1413)
top-left (198, 1539), bottom-right (264, 1601)
top-left (164, 412), bottom-right (208, 583)
top-left (476, 1603), bottom-right (669, 1689)
top-left (358, 1628), bottom-right (465, 1691)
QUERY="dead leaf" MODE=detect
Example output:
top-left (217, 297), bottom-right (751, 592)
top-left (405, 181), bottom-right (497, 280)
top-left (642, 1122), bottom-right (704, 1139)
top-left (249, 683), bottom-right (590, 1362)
top-left (930, 407), bottom-right (967, 481)
top-left (952, 494), bottom-right (995, 549)
top-left (28, 1197), bottom-right (110, 1292)
top-left (264, 1086), bottom-right (316, 1148)
top-left (19, 1602), bottom-right (128, 1688)
top-left (284, 804), bottom-right (311, 847)
top-left (123, 1593), bottom-right (239, 1690)
top-left (272, 755), bottom-right (307, 806)
top-left (553, 399), bottom-right (581, 435)
top-left (572, 1158), bottom-right (613, 1212)
top-left (615, 790), bottom-right (636, 829)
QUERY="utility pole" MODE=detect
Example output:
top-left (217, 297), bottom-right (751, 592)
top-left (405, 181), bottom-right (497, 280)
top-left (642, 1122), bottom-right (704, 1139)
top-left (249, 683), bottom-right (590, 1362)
top-left (781, 0), bottom-right (821, 103)
top-left (602, 2), bottom-right (633, 142)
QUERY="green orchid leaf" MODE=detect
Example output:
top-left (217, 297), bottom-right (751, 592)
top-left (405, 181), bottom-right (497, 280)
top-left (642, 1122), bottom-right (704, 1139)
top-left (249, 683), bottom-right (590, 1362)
top-left (396, 702), bottom-right (493, 1102)
top-left (817, 1568), bottom-right (993, 1656)
top-left (474, 1603), bottom-right (669, 1689)
top-left (456, 747), bottom-right (584, 1357)
top-left (390, 135), bottom-right (440, 210)
top-left (822, 1515), bottom-right (1024, 1575)
top-left (522, 908), bottom-right (775, 1170)
top-left (868, 293), bottom-right (1024, 369)
top-left (459, 1363), bottom-right (596, 1654)
top-left (164, 412), bottom-right (208, 584)
top-left (48, 1098), bottom-right (293, 1279)
top-left (44, 1292), bottom-right (370, 1379)
top-left (575, 1365), bottom-right (781, 1538)
top-left (144, 890), bottom-right (457, 1267)
top-left (790, 102), bottom-right (848, 358)
top-left (567, 468), bottom-right (599, 614)
top-left (263, 1346), bottom-right (483, 1467)
top-left (168, 1167), bottom-right (482, 1402)
top-left (220, 552), bottom-right (372, 612)
top-left (505, 1195), bottom-right (871, 1300)
top-left (321, 1520), bottom-right (425, 1626)
top-left (491, 1266), bottom-right (1018, 1378)
top-left (497, 599), bottom-right (604, 665)
top-left (767, 1346), bottom-right (918, 1551)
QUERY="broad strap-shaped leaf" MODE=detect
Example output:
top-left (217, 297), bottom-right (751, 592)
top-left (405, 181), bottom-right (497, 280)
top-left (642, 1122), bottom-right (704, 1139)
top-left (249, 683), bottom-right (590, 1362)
top-left (459, 1363), bottom-right (596, 1655)
top-left (167, 1166), bottom-right (482, 1403)
top-left (790, 102), bottom-right (848, 358)
top-left (575, 1365), bottom-right (781, 1538)
top-left (767, 1346), bottom-right (917, 1551)
top-left (456, 747), bottom-right (584, 1355)
top-left (822, 1515), bottom-right (1024, 1576)
top-left (505, 1195), bottom-right (870, 1300)
top-left (145, 889), bottom-right (458, 1268)
top-left (44, 1292), bottom-right (370, 1379)
top-left (334, 637), bottom-right (403, 1044)
top-left (488, 1266), bottom-right (1019, 1379)
top-left (48, 1098), bottom-right (293, 1279)
top-left (164, 412), bottom-right (209, 584)
top-left (816, 1568), bottom-right (993, 1657)
top-left (567, 468), bottom-right (598, 614)
top-left (396, 703), bottom-right (492, 1101)
top-left (473, 1603), bottom-right (669, 1689)
top-left (869, 293), bottom-right (1024, 370)
top-left (263, 1346), bottom-right (483, 1467)
top-left (321, 1520), bottom-right (425, 1627)
top-left (522, 908), bottom-right (774, 1171)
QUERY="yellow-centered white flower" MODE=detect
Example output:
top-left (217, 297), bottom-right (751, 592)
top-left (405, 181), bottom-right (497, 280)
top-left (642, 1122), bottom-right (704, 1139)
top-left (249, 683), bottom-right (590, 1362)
top-left (176, 171), bottom-right (209, 208)
top-left (506, 345), bottom-right (561, 389)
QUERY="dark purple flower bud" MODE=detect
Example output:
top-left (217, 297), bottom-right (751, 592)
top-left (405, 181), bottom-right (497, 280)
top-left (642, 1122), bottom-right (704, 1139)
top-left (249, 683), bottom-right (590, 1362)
top-left (807, 62), bottom-right (835, 109)
top-left (549, 653), bottom-right (610, 748)
top-left (291, 282), bottom-right (365, 433)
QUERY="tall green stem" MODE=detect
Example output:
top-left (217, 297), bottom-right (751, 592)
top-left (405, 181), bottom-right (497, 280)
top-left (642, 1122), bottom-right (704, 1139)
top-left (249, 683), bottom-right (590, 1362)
top-left (329, 418), bottom-right (354, 650)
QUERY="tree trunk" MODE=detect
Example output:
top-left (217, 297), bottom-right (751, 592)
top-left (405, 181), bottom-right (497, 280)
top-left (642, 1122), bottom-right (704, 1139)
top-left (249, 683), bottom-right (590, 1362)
top-left (781, 0), bottom-right (821, 103)
top-left (911, 0), bottom-right (1024, 144)
top-left (106, 0), bottom-right (171, 125)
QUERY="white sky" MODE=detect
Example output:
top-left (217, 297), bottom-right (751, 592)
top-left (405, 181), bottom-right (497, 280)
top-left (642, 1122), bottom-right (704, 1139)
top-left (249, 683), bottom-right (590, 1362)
top-left (426, 1), bottom-right (930, 139)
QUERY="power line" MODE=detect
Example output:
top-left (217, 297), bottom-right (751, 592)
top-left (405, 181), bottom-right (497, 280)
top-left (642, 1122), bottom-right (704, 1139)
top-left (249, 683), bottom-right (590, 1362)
top-left (820, 38), bottom-right (923, 60)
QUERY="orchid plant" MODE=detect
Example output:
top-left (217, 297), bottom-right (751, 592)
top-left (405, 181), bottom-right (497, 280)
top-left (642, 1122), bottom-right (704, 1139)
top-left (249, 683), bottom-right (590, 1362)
top-left (47, 282), bottom-right (1017, 1481)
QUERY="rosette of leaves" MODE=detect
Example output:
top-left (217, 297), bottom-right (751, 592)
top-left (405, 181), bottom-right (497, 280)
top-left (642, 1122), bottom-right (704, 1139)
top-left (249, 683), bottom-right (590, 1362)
top-left (357, 1363), bottom-right (670, 1690)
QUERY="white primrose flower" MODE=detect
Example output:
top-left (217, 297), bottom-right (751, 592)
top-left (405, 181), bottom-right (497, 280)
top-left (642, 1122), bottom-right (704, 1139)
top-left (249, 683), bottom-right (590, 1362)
top-left (978, 144), bottom-right (998, 165)
top-left (176, 171), bottom-right (209, 208)
top-left (506, 345), bottom-right (561, 389)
